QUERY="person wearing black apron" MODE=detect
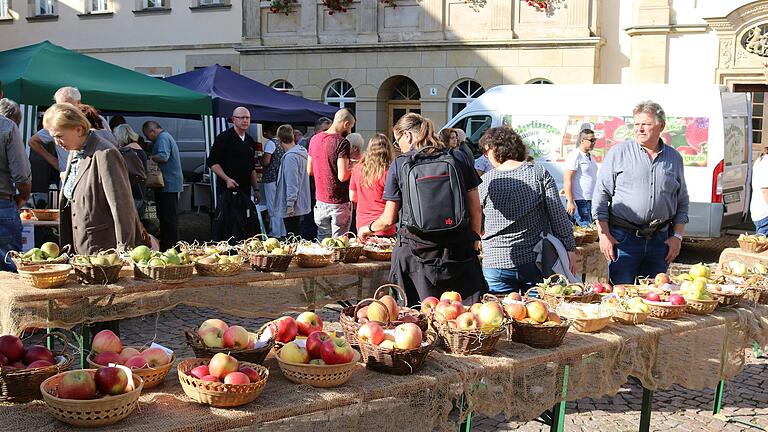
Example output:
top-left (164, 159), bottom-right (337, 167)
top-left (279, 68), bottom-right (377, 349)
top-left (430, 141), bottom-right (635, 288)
top-left (358, 113), bottom-right (486, 306)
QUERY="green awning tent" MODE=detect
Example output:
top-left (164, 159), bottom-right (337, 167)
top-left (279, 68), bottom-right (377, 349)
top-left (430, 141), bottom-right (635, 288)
top-left (0, 40), bottom-right (213, 144)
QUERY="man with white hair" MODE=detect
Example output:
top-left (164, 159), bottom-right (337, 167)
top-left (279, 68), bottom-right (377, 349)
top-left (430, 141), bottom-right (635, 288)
top-left (592, 100), bottom-right (689, 284)
top-left (207, 107), bottom-right (259, 241)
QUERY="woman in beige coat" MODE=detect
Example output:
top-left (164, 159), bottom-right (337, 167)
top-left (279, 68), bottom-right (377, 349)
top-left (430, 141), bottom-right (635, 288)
top-left (44, 103), bottom-right (141, 255)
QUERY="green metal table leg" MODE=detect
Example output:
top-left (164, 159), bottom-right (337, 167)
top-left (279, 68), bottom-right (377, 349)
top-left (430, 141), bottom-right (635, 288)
top-left (78, 323), bottom-right (91, 368)
top-left (755, 341), bottom-right (766, 359)
top-left (639, 386), bottom-right (653, 432)
top-left (550, 364), bottom-right (569, 432)
top-left (713, 380), bottom-right (725, 415)
top-left (458, 393), bottom-right (472, 432)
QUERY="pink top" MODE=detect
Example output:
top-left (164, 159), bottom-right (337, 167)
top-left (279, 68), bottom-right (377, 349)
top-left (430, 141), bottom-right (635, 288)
top-left (349, 164), bottom-right (397, 236)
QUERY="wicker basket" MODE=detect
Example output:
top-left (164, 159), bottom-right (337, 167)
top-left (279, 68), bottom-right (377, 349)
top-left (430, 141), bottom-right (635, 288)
top-left (295, 253), bottom-right (335, 268)
top-left (184, 323), bottom-right (275, 365)
top-left (737, 239), bottom-right (768, 253)
top-left (86, 349), bottom-right (175, 389)
top-left (363, 248), bottom-right (392, 261)
top-left (9, 245), bottom-right (71, 269)
top-left (72, 262), bottom-right (122, 285)
top-left (685, 298), bottom-right (719, 315)
top-left (31, 209), bottom-right (60, 221)
top-left (133, 263), bottom-right (194, 283)
top-left (249, 253), bottom-right (294, 272)
top-left (357, 331), bottom-right (437, 375)
top-left (17, 264), bottom-right (71, 289)
top-left (40, 371), bottom-right (143, 427)
top-left (433, 319), bottom-right (506, 355)
top-left (331, 245), bottom-right (365, 263)
top-left (510, 319), bottom-right (571, 349)
top-left (708, 289), bottom-right (745, 308)
top-left (177, 358), bottom-right (268, 408)
top-left (194, 258), bottom-right (244, 277)
top-left (643, 300), bottom-right (686, 319)
top-left (570, 315), bottom-right (612, 333)
top-left (611, 309), bottom-right (650, 325)
top-left (375, 284), bottom-right (429, 334)
top-left (0, 332), bottom-right (73, 403)
top-left (744, 286), bottom-right (768, 305)
top-left (340, 298), bottom-right (395, 346)
top-left (276, 349), bottom-right (360, 388)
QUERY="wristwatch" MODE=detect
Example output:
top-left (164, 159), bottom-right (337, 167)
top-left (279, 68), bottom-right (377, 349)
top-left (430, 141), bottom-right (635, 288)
top-left (672, 232), bottom-right (683, 241)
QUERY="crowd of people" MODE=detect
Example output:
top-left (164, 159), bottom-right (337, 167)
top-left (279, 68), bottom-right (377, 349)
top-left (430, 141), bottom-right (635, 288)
top-left (1, 83), bottom-right (768, 308)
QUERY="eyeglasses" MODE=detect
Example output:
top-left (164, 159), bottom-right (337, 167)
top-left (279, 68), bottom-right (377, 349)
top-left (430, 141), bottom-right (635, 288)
top-left (233, 116), bottom-right (250, 120)
top-left (583, 138), bottom-right (597, 143)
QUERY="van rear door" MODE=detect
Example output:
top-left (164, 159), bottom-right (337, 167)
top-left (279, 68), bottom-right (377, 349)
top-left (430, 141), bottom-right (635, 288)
top-left (719, 93), bottom-right (751, 228)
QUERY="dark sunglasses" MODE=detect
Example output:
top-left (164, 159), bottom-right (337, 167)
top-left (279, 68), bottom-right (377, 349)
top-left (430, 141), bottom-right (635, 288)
top-left (583, 137), bottom-right (597, 143)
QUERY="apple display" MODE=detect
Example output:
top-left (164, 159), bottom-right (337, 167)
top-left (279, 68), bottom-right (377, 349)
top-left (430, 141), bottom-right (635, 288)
top-left (23, 345), bottom-right (53, 365)
top-left (306, 331), bottom-right (331, 359)
top-left (420, 296), bottom-right (439, 315)
top-left (440, 291), bottom-right (462, 303)
top-left (505, 292), bottom-right (523, 302)
top-left (93, 351), bottom-right (121, 366)
top-left (0, 335), bottom-right (24, 362)
top-left (358, 322), bottom-right (385, 345)
top-left (209, 353), bottom-right (239, 378)
top-left (356, 305), bottom-right (369, 321)
top-left (309, 359), bottom-right (326, 365)
top-left (142, 348), bottom-right (170, 367)
top-left (280, 341), bottom-right (310, 364)
top-left (469, 303), bottom-right (483, 314)
top-left (455, 312), bottom-right (478, 330)
top-left (654, 273), bottom-right (671, 287)
top-left (379, 340), bottom-right (396, 350)
top-left (435, 300), bottom-right (463, 322)
top-left (320, 338), bottom-right (355, 365)
top-left (92, 330), bottom-right (122, 354)
top-left (95, 367), bottom-right (128, 395)
top-left (547, 312), bottom-right (562, 324)
top-left (296, 312), bottom-right (324, 336)
top-left (58, 370), bottom-right (97, 400)
top-left (223, 326), bottom-right (249, 349)
top-left (190, 365), bottom-right (210, 379)
top-left (223, 371), bottom-right (251, 385)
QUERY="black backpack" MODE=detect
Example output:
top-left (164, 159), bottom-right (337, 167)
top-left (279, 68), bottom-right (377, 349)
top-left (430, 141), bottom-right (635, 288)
top-left (400, 146), bottom-right (468, 235)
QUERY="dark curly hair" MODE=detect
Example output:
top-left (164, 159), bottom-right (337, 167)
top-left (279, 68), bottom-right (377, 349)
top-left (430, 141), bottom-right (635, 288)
top-left (479, 126), bottom-right (526, 163)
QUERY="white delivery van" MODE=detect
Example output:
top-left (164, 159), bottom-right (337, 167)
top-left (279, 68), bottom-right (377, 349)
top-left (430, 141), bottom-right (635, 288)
top-left (444, 84), bottom-right (751, 239)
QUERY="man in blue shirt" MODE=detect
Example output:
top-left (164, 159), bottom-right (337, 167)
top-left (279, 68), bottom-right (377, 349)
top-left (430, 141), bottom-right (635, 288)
top-left (592, 101), bottom-right (689, 284)
top-left (143, 121), bottom-right (183, 250)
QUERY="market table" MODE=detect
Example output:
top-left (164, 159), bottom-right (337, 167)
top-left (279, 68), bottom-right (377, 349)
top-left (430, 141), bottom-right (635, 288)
top-left (718, 247), bottom-right (768, 269)
top-left (2, 305), bottom-right (766, 432)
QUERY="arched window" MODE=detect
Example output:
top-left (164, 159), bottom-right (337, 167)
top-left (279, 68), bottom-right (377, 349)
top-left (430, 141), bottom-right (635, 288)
top-left (270, 79), bottom-right (294, 92)
top-left (392, 79), bottom-right (421, 101)
top-left (449, 79), bottom-right (485, 118)
top-left (324, 80), bottom-right (356, 115)
top-left (526, 78), bottom-right (554, 84)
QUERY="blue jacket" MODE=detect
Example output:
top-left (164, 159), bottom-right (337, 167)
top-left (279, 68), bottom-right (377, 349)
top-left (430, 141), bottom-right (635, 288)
top-left (274, 145), bottom-right (310, 218)
top-left (150, 130), bottom-right (183, 193)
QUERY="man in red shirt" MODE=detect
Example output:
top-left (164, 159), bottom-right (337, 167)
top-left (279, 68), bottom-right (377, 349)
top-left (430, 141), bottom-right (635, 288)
top-left (307, 108), bottom-right (354, 240)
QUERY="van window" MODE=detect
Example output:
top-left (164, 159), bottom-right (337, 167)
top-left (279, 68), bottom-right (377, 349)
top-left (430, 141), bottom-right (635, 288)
top-left (452, 115), bottom-right (491, 155)
top-left (723, 116), bottom-right (749, 166)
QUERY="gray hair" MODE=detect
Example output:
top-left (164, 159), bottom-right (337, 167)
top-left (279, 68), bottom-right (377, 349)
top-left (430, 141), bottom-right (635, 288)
top-left (0, 98), bottom-right (21, 125)
top-left (113, 124), bottom-right (140, 147)
top-left (54, 86), bottom-right (82, 104)
top-left (315, 117), bottom-right (331, 128)
top-left (633, 100), bottom-right (666, 124)
top-left (346, 133), bottom-right (364, 152)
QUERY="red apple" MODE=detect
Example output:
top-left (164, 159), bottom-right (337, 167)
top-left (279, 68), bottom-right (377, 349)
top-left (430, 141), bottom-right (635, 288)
top-left (27, 360), bottom-right (53, 368)
top-left (124, 355), bottom-right (149, 369)
top-left (476, 302), bottom-right (505, 331)
top-left (654, 273), bottom-right (671, 287)
top-left (208, 353), bottom-right (238, 378)
top-left (440, 291), bottom-right (462, 303)
top-left (198, 319), bottom-right (229, 337)
top-left (394, 323), bottom-right (423, 350)
top-left (93, 351), bottom-right (122, 366)
top-left (505, 292), bottom-right (523, 302)
top-left (95, 367), bottom-right (128, 395)
top-left (378, 295), bottom-right (400, 322)
top-left (592, 283), bottom-right (606, 294)
top-left (356, 305), bottom-right (369, 322)
top-left (118, 347), bottom-right (141, 364)
top-left (23, 345), bottom-right (53, 365)
top-left (142, 348), bottom-right (170, 367)
top-left (420, 297), bottom-right (439, 315)
top-left (223, 371), bottom-right (250, 385)
top-left (189, 365), bottom-right (210, 379)
top-left (320, 338), bottom-right (355, 365)
top-left (58, 370), bottom-right (97, 400)
top-left (455, 312), bottom-right (478, 330)
top-left (245, 332), bottom-right (259, 350)
top-left (305, 331), bottom-right (331, 359)
top-left (645, 292), bottom-right (661, 302)
top-left (668, 294), bottom-right (686, 306)
top-left (92, 330), bottom-right (122, 354)
top-left (273, 316), bottom-right (298, 343)
top-left (435, 300), bottom-right (464, 322)
top-left (357, 322), bottom-right (385, 345)
top-left (0, 335), bottom-right (24, 363)
top-left (223, 326), bottom-right (249, 349)
top-left (200, 375), bottom-right (219, 382)
top-left (296, 311), bottom-right (324, 336)
top-left (238, 367), bottom-right (262, 383)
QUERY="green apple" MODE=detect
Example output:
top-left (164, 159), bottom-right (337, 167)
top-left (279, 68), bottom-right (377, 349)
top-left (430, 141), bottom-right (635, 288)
top-left (130, 245), bottom-right (152, 263)
top-left (270, 247), bottom-right (285, 255)
top-left (264, 238), bottom-right (280, 252)
top-left (148, 257), bottom-right (165, 267)
top-left (41, 242), bottom-right (60, 259)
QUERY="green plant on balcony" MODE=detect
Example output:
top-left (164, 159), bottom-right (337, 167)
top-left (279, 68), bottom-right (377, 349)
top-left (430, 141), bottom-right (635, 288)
top-left (269, 0), bottom-right (299, 15)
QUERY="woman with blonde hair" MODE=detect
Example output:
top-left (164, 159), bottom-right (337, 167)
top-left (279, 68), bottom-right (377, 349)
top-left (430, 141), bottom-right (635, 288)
top-left (349, 134), bottom-right (395, 236)
top-left (358, 113), bottom-right (485, 305)
top-left (45, 103), bottom-right (141, 254)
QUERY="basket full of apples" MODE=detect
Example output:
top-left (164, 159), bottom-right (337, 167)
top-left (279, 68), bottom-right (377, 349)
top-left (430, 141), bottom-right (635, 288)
top-left (356, 321), bottom-right (437, 375)
top-left (295, 242), bottom-right (335, 268)
top-left (427, 292), bottom-right (509, 355)
top-left (508, 299), bottom-right (571, 349)
top-left (40, 367), bottom-right (144, 427)
top-left (276, 333), bottom-right (360, 387)
top-left (85, 330), bottom-right (174, 389)
top-left (242, 235), bottom-right (296, 272)
top-left (0, 332), bottom-right (73, 403)
top-left (642, 291), bottom-right (687, 320)
top-left (325, 233), bottom-right (365, 263)
top-left (193, 253), bottom-right (244, 277)
top-left (555, 302), bottom-right (612, 333)
top-left (130, 245), bottom-right (194, 283)
top-left (185, 319), bottom-right (275, 365)
top-left (707, 284), bottom-right (745, 308)
top-left (71, 250), bottom-right (125, 285)
top-left (604, 296), bottom-right (651, 325)
top-left (362, 236), bottom-right (395, 261)
top-left (8, 242), bottom-right (70, 268)
top-left (534, 274), bottom-right (598, 306)
top-left (178, 354), bottom-right (269, 407)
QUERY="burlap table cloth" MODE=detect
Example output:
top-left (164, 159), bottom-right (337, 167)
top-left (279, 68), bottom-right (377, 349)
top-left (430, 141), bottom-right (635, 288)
top-left (2, 305), bottom-right (767, 432)
top-left (0, 261), bottom-right (390, 335)
top-left (718, 247), bottom-right (768, 270)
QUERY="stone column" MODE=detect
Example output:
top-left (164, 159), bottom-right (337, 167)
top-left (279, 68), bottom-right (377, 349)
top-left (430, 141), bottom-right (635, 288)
top-left (358, 0), bottom-right (378, 43)
top-left (242, 0), bottom-right (262, 43)
top-left (627, 0), bottom-right (671, 83)
top-left (297, 0), bottom-right (318, 45)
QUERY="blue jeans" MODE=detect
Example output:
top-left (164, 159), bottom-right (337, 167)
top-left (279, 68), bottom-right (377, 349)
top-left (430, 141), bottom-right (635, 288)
top-left (608, 226), bottom-right (669, 285)
top-left (0, 199), bottom-right (22, 272)
top-left (570, 199), bottom-right (593, 227)
top-left (755, 216), bottom-right (768, 236)
top-left (483, 263), bottom-right (542, 295)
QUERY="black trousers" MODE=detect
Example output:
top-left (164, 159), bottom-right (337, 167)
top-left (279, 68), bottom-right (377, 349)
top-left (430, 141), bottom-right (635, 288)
top-left (284, 215), bottom-right (301, 238)
top-left (154, 190), bottom-right (179, 250)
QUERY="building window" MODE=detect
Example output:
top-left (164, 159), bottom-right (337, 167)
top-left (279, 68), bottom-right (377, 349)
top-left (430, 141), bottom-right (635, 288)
top-left (270, 79), bottom-right (293, 93)
top-left (449, 79), bottom-right (485, 119)
top-left (198, 0), bottom-right (222, 5)
top-left (0, 0), bottom-right (9, 17)
top-left (527, 78), bottom-right (554, 84)
top-left (324, 79), bottom-right (356, 115)
top-left (87, 0), bottom-right (108, 12)
top-left (392, 79), bottom-right (420, 101)
top-left (36, 0), bottom-right (54, 14)
top-left (143, 0), bottom-right (163, 7)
